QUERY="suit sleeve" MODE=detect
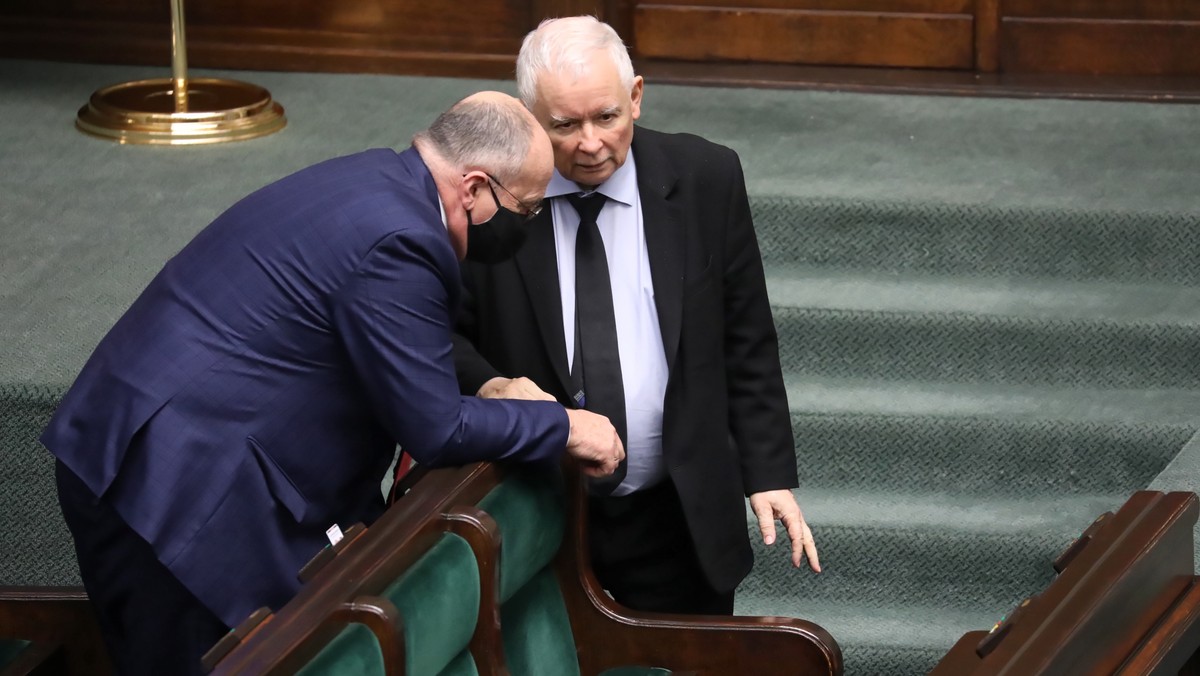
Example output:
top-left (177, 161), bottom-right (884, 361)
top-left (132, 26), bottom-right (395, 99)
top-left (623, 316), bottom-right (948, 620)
top-left (331, 227), bottom-right (568, 467)
top-left (718, 149), bottom-right (800, 494)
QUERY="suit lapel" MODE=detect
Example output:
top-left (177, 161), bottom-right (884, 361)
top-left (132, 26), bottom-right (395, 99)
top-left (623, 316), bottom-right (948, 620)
top-left (514, 210), bottom-right (574, 397)
top-left (634, 130), bottom-right (684, 371)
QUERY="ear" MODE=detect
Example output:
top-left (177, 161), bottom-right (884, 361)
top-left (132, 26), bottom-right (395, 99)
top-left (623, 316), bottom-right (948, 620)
top-left (629, 76), bottom-right (644, 122)
top-left (458, 170), bottom-right (490, 212)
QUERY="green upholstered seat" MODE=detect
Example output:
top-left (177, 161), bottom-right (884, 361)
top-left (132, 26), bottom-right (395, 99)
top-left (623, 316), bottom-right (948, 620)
top-left (0, 639), bottom-right (30, 666)
top-left (295, 623), bottom-right (385, 676)
top-left (296, 531), bottom-right (481, 676)
top-left (383, 532), bottom-right (481, 676)
top-left (209, 463), bottom-right (841, 676)
top-left (480, 468), bottom-right (579, 676)
top-left (480, 468), bottom-right (677, 676)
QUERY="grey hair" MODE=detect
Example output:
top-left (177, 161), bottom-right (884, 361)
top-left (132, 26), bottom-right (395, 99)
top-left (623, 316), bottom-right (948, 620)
top-left (516, 16), bottom-right (636, 109)
top-left (413, 97), bottom-right (532, 184)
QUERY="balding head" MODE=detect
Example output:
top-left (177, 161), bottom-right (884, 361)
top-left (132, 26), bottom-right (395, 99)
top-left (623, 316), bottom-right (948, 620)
top-left (414, 91), bottom-right (553, 260)
top-left (414, 91), bottom-right (544, 185)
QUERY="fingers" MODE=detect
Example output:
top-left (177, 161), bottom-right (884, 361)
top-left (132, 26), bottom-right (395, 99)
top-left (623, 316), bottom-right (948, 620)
top-left (782, 509), bottom-right (805, 566)
top-left (577, 431), bottom-right (621, 477)
top-left (752, 499), bottom-right (777, 546)
top-left (801, 521), bottom-right (821, 573)
top-left (751, 490), bottom-right (821, 574)
top-left (512, 377), bottom-right (555, 402)
top-left (564, 410), bottom-right (623, 476)
top-left (476, 376), bottom-right (555, 401)
top-left (782, 511), bottom-right (820, 572)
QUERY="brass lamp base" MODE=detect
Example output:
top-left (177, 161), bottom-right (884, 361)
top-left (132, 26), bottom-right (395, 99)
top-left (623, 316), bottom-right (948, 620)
top-left (76, 77), bottom-right (286, 145)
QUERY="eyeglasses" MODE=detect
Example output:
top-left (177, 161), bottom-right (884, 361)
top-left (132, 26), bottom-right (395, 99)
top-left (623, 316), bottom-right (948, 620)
top-left (486, 174), bottom-right (544, 222)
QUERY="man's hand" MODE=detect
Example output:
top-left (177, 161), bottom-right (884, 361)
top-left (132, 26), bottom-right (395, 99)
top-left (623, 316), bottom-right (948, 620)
top-left (564, 409), bottom-right (624, 477)
top-left (476, 376), bottom-right (555, 401)
top-left (749, 489), bottom-right (820, 573)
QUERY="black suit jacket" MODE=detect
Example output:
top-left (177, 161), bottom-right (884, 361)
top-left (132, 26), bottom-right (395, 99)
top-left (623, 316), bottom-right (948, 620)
top-left (454, 127), bottom-right (798, 593)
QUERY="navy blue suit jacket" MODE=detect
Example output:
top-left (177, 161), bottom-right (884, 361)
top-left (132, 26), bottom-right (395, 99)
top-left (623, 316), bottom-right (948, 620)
top-left (42, 147), bottom-right (568, 626)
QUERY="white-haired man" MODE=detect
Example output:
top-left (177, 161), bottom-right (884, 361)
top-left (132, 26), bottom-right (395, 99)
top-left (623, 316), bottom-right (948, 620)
top-left (454, 18), bottom-right (819, 615)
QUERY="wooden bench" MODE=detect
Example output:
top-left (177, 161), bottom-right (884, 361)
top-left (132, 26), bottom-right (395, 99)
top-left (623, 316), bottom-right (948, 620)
top-left (207, 461), bottom-right (843, 675)
top-left (931, 491), bottom-right (1200, 676)
top-left (0, 586), bottom-right (111, 676)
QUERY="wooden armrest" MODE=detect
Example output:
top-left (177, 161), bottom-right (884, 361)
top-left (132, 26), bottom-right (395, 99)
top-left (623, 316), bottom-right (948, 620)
top-left (297, 522), bottom-right (368, 584)
top-left (0, 586), bottom-right (112, 676)
top-left (441, 506), bottom-right (506, 675)
top-left (1, 639), bottom-right (64, 676)
top-left (200, 607), bottom-right (273, 673)
top-left (555, 460), bottom-right (842, 676)
top-left (1119, 579), bottom-right (1200, 674)
top-left (330, 595), bottom-right (404, 676)
top-left (570, 604), bottom-right (842, 676)
top-left (211, 464), bottom-right (503, 675)
top-left (931, 490), bottom-right (1200, 675)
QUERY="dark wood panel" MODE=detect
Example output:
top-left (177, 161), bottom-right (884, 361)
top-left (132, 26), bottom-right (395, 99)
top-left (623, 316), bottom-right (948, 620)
top-left (975, 0), bottom-right (1000, 71)
top-left (636, 0), bottom-right (972, 12)
top-left (637, 58), bottom-right (1200, 102)
top-left (1002, 18), bottom-right (1200, 76)
top-left (0, 16), bottom-right (523, 79)
top-left (633, 5), bottom-right (973, 69)
top-left (3, 0), bottom-right (1200, 94)
top-left (1005, 0), bottom-right (1200, 20)
top-left (187, 0), bottom-right (530, 37)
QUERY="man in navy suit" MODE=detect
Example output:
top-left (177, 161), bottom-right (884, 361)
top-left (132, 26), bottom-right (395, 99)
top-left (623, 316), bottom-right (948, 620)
top-left (42, 91), bottom-right (623, 675)
top-left (455, 18), bottom-right (821, 616)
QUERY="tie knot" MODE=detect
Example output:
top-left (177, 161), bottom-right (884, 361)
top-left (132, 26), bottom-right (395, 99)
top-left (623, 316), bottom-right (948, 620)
top-left (565, 192), bottom-right (607, 225)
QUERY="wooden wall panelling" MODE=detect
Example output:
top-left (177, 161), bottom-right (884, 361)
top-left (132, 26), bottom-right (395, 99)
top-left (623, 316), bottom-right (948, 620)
top-left (633, 0), bottom-right (972, 11)
top-left (1003, 0), bottom-right (1200, 21)
top-left (3, 0), bottom-right (1200, 86)
top-left (1000, 18), bottom-right (1200, 76)
top-left (0, 0), bottom-right (553, 78)
top-left (974, 0), bottom-right (1000, 72)
top-left (530, 0), bottom-right (611, 23)
top-left (632, 3), bottom-right (975, 70)
top-left (999, 0), bottom-right (1200, 75)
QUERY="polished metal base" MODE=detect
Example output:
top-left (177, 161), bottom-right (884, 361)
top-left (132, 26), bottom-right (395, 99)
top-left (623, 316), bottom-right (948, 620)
top-left (76, 78), bottom-right (286, 145)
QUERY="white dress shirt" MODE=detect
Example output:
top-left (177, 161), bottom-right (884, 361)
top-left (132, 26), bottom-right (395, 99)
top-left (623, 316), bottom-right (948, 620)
top-left (547, 151), bottom-right (669, 495)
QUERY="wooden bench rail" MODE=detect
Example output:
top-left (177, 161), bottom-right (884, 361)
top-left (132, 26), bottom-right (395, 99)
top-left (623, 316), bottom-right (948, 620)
top-left (0, 586), bottom-right (112, 676)
top-left (931, 491), bottom-right (1200, 676)
top-left (210, 463), bottom-right (499, 674)
top-left (441, 506), bottom-right (506, 675)
top-left (210, 460), bottom-right (843, 675)
top-left (556, 465), bottom-right (844, 676)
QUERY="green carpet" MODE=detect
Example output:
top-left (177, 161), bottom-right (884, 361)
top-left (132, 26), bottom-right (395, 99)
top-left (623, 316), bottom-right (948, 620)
top-left (4, 57), bottom-right (1200, 675)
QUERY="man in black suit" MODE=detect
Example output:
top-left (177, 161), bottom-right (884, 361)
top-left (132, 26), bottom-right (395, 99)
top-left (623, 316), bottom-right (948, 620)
top-left (454, 16), bottom-right (820, 615)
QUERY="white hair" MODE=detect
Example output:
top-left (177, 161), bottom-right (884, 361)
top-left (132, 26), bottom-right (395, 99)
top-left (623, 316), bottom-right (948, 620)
top-left (516, 16), bottom-right (636, 110)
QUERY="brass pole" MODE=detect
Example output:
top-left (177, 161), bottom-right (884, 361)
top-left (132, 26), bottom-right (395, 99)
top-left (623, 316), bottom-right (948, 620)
top-left (170, 0), bottom-right (189, 111)
top-left (75, 0), bottom-right (285, 144)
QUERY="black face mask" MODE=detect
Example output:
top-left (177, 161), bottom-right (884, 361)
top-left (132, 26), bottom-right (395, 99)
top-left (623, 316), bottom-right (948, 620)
top-left (464, 183), bottom-right (531, 264)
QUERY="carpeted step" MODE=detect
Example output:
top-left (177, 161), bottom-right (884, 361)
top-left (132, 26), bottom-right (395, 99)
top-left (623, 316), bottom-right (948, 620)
top-left (752, 198), bottom-right (1200, 288)
top-left (783, 377), bottom-right (1199, 496)
top-left (737, 493), bottom-right (1119, 675)
top-left (732, 599), bottom-right (994, 676)
top-left (768, 268), bottom-right (1200, 389)
top-left (736, 492), bottom-right (1113, 614)
top-left (0, 385), bottom-right (79, 586)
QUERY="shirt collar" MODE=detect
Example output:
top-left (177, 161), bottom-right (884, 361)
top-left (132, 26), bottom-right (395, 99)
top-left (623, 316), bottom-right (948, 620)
top-left (544, 149), bottom-right (637, 207)
top-left (436, 193), bottom-right (448, 231)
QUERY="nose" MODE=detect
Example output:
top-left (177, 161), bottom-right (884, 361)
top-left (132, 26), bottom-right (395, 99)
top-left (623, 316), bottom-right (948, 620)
top-left (577, 123), bottom-right (602, 155)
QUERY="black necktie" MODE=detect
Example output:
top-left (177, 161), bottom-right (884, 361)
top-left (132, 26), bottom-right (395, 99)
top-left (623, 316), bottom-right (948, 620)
top-left (566, 192), bottom-right (627, 492)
